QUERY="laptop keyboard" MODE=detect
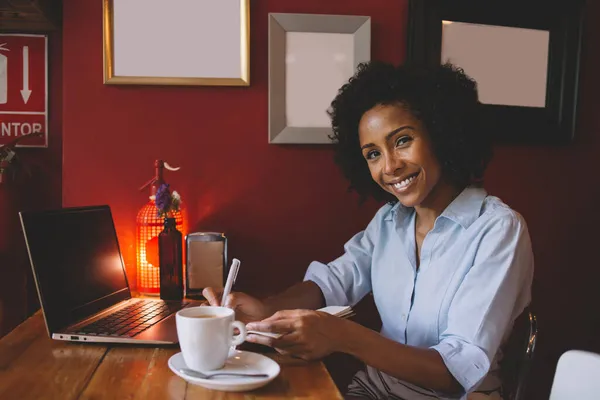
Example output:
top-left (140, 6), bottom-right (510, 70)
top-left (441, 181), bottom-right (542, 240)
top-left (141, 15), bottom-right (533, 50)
top-left (71, 299), bottom-right (188, 338)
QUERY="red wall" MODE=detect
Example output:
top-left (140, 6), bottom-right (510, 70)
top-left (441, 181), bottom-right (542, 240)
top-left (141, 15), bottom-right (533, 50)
top-left (0, 29), bottom-right (62, 336)
top-left (61, 0), bottom-right (404, 293)
top-left (61, 1), bottom-right (600, 399)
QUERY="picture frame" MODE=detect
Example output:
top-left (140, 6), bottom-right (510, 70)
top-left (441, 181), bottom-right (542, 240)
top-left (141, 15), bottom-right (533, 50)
top-left (407, 0), bottom-right (584, 145)
top-left (268, 13), bottom-right (371, 144)
top-left (102, 0), bottom-right (250, 86)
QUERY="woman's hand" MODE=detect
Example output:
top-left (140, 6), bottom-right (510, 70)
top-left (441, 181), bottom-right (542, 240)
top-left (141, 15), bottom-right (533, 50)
top-left (202, 287), bottom-right (273, 324)
top-left (245, 309), bottom-right (348, 361)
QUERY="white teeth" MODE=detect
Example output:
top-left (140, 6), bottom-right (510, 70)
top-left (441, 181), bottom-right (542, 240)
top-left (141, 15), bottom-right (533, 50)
top-left (392, 175), bottom-right (416, 190)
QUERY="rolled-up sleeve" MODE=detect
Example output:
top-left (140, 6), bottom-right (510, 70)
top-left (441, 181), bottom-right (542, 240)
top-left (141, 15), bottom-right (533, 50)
top-left (304, 206), bottom-right (387, 307)
top-left (431, 212), bottom-right (534, 393)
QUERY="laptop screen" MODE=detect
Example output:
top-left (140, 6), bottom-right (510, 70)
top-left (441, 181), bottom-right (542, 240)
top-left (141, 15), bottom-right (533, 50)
top-left (20, 206), bottom-right (131, 334)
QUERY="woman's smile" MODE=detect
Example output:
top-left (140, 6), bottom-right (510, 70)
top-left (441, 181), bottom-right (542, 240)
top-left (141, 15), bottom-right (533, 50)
top-left (387, 171), bottom-right (420, 194)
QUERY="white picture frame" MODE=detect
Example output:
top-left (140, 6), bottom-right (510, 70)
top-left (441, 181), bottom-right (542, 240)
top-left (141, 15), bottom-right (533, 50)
top-left (268, 13), bottom-right (371, 144)
top-left (103, 0), bottom-right (250, 86)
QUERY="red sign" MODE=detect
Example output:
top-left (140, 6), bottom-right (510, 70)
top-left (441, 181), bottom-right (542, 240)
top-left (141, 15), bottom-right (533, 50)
top-left (0, 34), bottom-right (48, 147)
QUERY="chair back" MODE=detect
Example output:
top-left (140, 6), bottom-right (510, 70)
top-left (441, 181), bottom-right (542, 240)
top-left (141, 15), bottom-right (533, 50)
top-left (500, 307), bottom-right (537, 400)
top-left (549, 350), bottom-right (600, 400)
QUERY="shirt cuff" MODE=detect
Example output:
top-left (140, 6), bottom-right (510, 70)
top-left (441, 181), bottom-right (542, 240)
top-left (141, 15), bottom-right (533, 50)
top-left (431, 339), bottom-right (491, 393)
top-left (303, 261), bottom-right (349, 307)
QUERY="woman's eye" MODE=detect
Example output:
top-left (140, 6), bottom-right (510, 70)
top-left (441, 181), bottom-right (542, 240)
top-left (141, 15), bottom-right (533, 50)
top-left (366, 150), bottom-right (380, 160)
top-left (395, 136), bottom-right (411, 147)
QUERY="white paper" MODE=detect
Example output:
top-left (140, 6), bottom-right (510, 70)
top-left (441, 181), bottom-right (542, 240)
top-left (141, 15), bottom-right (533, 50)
top-left (247, 306), bottom-right (354, 339)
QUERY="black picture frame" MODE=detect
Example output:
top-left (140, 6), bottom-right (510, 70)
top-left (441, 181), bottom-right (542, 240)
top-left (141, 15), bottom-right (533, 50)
top-left (407, 0), bottom-right (584, 145)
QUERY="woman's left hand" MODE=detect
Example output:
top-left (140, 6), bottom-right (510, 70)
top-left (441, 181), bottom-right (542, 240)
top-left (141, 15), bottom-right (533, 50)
top-left (245, 309), bottom-right (347, 361)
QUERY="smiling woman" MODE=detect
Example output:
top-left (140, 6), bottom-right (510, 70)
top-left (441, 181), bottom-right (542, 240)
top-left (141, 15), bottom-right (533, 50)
top-left (203, 61), bottom-right (534, 400)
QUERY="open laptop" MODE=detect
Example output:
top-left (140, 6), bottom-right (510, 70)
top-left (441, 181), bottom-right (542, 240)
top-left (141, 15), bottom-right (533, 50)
top-left (19, 205), bottom-right (192, 345)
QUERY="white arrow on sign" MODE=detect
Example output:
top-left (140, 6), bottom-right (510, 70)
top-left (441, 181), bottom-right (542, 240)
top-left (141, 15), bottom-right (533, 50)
top-left (20, 46), bottom-right (32, 104)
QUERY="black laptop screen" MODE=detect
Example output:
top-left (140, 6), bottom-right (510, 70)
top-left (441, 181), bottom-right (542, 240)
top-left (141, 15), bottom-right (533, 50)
top-left (20, 206), bottom-right (131, 333)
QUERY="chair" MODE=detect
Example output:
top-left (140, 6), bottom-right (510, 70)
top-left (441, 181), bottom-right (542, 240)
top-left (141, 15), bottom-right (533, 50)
top-left (500, 307), bottom-right (538, 400)
top-left (549, 350), bottom-right (600, 400)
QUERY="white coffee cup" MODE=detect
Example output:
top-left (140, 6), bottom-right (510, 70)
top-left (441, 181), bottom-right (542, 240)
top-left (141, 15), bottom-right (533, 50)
top-left (176, 306), bottom-right (247, 371)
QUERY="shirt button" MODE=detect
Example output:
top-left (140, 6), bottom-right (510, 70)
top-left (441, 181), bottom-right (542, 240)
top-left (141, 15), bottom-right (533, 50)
top-left (402, 313), bottom-right (407, 319)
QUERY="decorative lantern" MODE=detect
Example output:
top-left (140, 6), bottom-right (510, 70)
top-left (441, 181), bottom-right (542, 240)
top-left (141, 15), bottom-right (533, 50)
top-left (136, 160), bottom-right (187, 294)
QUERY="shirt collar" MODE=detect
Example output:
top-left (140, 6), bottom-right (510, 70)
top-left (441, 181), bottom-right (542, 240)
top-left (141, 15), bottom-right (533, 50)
top-left (439, 186), bottom-right (488, 229)
top-left (385, 201), bottom-right (410, 221)
top-left (384, 186), bottom-right (487, 229)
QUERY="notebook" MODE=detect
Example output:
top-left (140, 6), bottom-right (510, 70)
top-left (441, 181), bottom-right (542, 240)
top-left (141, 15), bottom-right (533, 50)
top-left (19, 205), bottom-right (192, 345)
top-left (247, 305), bottom-right (355, 339)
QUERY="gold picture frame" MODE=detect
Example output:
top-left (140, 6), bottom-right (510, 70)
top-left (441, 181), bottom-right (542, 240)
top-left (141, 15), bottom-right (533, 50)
top-left (103, 0), bottom-right (250, 86)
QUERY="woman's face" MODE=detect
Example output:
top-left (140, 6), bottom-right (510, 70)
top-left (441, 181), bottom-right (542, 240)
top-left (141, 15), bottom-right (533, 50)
top-left (358, 103), bottom-right (446, 208)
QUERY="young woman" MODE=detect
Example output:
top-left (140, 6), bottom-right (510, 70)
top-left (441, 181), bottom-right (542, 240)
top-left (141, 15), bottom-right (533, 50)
top-left (203, 62), bottom-right (534, 400)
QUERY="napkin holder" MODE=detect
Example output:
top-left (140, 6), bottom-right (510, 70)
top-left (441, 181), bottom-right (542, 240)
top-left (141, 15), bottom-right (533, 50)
top-left (185, 232), bottom-right (227, 299)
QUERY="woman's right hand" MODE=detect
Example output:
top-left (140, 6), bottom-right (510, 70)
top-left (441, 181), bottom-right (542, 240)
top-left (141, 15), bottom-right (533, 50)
top-left (202, 287), bottom-right (273, 324)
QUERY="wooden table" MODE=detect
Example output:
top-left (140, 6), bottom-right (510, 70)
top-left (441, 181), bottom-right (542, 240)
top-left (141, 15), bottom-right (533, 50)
top-left (0, 312), bottom-right (342, 399)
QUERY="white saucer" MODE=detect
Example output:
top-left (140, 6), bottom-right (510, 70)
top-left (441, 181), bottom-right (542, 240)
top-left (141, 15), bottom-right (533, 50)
top-left (168, 350), bottom-right (280, 392)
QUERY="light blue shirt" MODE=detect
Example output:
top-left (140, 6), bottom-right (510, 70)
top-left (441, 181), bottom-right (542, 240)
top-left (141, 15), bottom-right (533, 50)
top-left (304, 187), bottom-right (534, 396)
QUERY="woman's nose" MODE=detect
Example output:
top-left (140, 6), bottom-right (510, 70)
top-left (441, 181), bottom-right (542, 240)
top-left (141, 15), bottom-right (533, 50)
top-left (383, 153), bottom-right (403, 175)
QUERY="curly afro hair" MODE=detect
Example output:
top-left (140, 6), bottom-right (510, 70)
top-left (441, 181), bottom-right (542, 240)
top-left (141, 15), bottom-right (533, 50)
top-left (328, 61), bottom-right (492, 204)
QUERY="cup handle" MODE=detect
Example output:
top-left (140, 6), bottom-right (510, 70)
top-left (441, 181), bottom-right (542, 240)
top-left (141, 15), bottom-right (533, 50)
top-left (231, 320), bottom-right (247, 346)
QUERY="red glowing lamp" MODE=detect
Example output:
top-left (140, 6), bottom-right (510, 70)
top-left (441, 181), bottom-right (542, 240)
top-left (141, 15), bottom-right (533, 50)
top-left (136, 160), bottom-right (187, 294)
